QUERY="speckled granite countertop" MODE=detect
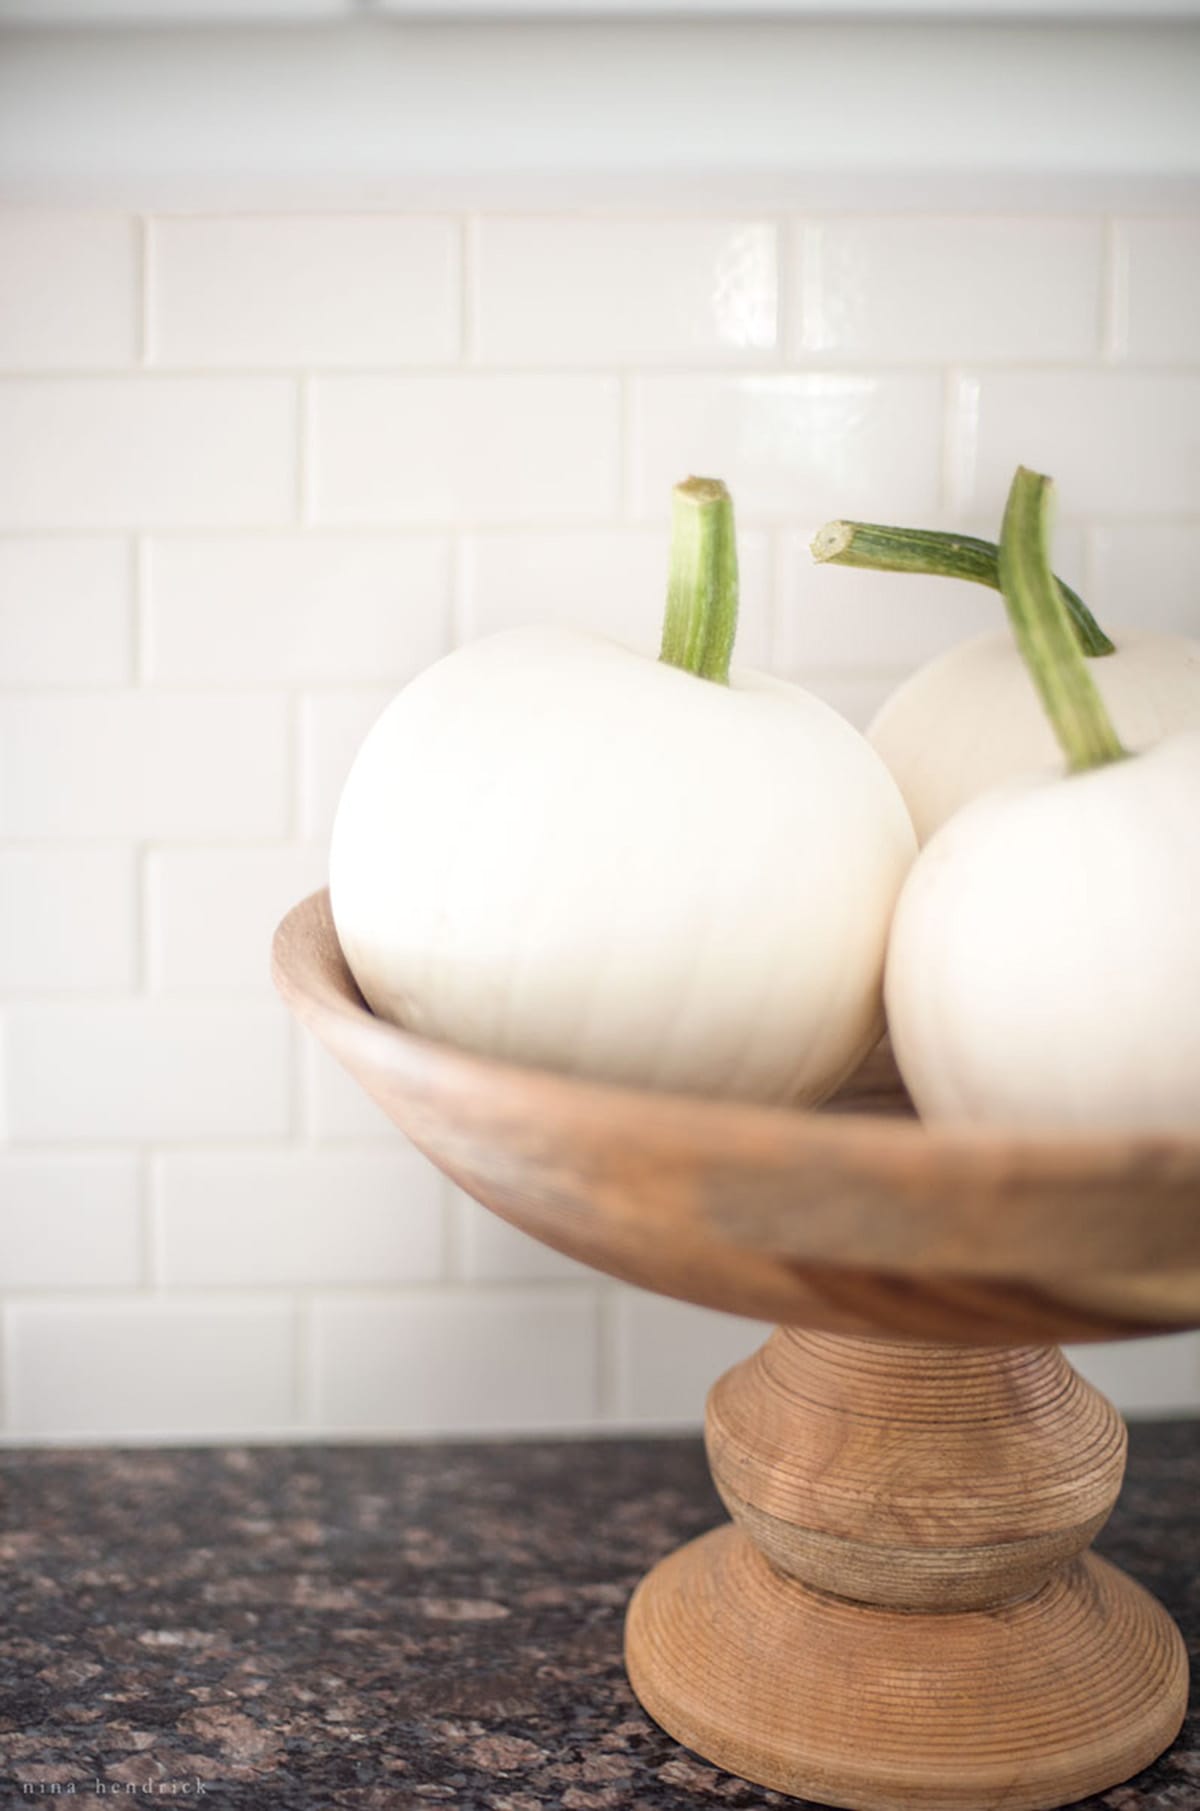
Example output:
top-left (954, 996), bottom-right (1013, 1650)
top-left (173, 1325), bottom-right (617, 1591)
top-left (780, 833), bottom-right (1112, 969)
top-left (0, 1425), bottom-right (1196, 1810)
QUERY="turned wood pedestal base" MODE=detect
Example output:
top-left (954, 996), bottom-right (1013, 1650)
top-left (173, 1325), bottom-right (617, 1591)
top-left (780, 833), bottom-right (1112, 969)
top-left (273, 896), bottom-right (1200, 1811)
top-left (625, 1331), bottom-right (1188, 1811)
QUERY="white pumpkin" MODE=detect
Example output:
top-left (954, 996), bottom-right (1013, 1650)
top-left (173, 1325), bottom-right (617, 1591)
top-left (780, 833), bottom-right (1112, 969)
top-left (330, 623), bottom-right (915, 1105)
top-left (885, 731), bottom-right (1200, 1131)
top-left (884, 464), bottom-right (1200, 1133)
top-left (869, 630), bottom-right (1200, 844)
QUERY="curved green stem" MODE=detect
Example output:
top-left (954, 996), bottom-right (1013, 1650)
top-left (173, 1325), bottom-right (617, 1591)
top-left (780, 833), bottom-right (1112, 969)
top-left (998, 467), bottom-right (1127, 774)
top-left (659, 477), bottom-right (740, 685)
top-left (811, 519), bottom-right (1114, 658)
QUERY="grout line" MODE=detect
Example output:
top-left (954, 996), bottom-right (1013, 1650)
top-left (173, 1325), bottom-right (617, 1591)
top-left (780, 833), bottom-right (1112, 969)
top-left (0, 657), bottom-right (985, 718)
top-left (1, 357), bottom-right (1200, 384)
top-left (0, 508), bottom-right (1197, 549)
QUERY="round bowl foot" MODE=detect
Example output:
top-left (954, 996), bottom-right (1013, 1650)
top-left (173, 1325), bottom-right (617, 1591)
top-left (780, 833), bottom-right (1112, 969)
top-left (625, 1525), bottom-right (1187, 1811)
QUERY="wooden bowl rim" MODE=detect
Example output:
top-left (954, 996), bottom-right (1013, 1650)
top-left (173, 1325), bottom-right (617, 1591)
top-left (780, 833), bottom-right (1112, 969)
top-left (273, 889), bottom-right (1200, 1192)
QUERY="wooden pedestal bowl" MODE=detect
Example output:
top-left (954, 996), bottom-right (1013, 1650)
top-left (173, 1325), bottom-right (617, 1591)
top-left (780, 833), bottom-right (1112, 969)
top-left (273, 889), bottom-right (1200, 1811)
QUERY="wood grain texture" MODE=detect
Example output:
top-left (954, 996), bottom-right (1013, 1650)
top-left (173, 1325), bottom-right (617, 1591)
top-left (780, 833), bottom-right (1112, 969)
top-left (625, 1530), bottom-right (1188, 1811)
top-left (706, 1332), bottom-right (1126, 1609)
top-left (628, 1329), bottom-right (1187, 1808)
top-left (272, 890), bottom-right (1200, 1345)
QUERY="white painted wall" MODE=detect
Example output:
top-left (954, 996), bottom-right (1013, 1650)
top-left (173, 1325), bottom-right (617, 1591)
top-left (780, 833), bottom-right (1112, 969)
top-left (2, 22), bottom-right (1200, 208)
top-left (1, 18), bottom-right (1198, 1440)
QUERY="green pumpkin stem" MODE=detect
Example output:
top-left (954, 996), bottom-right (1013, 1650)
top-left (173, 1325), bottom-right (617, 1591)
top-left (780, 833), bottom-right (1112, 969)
top-left (997, 466), bottom-right (1127, 773)
top-left (659, 476), bottom-right (740, 686)
top-left (810, 518), bottom-right (1114, 658)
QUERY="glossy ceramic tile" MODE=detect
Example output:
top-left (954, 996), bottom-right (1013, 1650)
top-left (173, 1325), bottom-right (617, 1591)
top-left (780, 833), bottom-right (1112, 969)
top-left (309, 374), bottom-right (621, 525)
top-left (0, 693), bottom-right (290, 839)
top-left (0, 378), bottom-right (297, 528)
top-left (792, 216), bottom-right (1104, 362)
top-left (144, 534), bottom-right (452, 685)
top-left (0, 537), bottom-right (132, 685)
top-left (0, 847), bottom-right (137, 992)
top-left (631, 372), bottom-right (944, 521)
top-left (151, 215), bottom-right (460, 368)
top-left (1117, 218), bottom-right (1200, 363)
top-left (310, 1287), bottom-right (601, 1433)
top-left (156, 1149), bottom-right (446, 1286)
top-left (0, 213), bottom-right (139, 368)
top-left (473, 217), bottom-right (777, 365)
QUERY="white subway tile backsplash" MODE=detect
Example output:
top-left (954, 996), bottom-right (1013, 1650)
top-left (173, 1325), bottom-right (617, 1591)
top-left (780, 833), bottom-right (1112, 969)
top-left (5, 1298), bottom-right (297, 1438)
top-left (156, 1149), bottom-right (445, 1286)
top-left (454, 1188), bottom-right (590, 1284)
top-left (144, 534), bottom-right (452, 686)
top-left (1066, 1334), bottom-right (1200, 1418)
top-left (0, 537), bottom-right (132, 685)
top-left (0, 214), bottom-right (139, 369)
top-left (1, 204), bottom-right (1196, 1443)
top-left (0, 693), bottom-right (289, 839)
top-left (631, 373), bottom-right (944, 523)
top-left (297, 687), bottom-right (392, 839)
top-left (151, 216), bottom-right (460, 368)
top-left (774, 519), bottom-right (1087, 678)
top-left (610, 1288), bottom-right (763, 1427)
top-left (309, 375), bottom-right (621, 525)
top-left (311, 1287), bottom-right (599, 1433)
top-left (792, 217), bottom-right (1104, 363)
top-left (0, 1154), bottom-right (142, 1288)
top-left (147, 845), bottom-right (328, 992)
top-left (1119, 219), bottom-right (1200, 364)
top-left (1088, 523), bottom-right (1200, 639)
top-left (0, 378), bottom-right (297, 529)
top-left (961, 371), bottom-right (1200, 518)
top-left (473, 218), bottom-right (777, 366)
top-left (2, 1001), bottom-right (290, 1141)
top-left (460, 528), bottom-right (771, 669)
top-left (0, 847), bottom-right (137, 992)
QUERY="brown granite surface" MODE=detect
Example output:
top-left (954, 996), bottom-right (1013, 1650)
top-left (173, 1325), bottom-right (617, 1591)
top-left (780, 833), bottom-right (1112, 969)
top-left (0, 1425), bottom-right (1196, 1810)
